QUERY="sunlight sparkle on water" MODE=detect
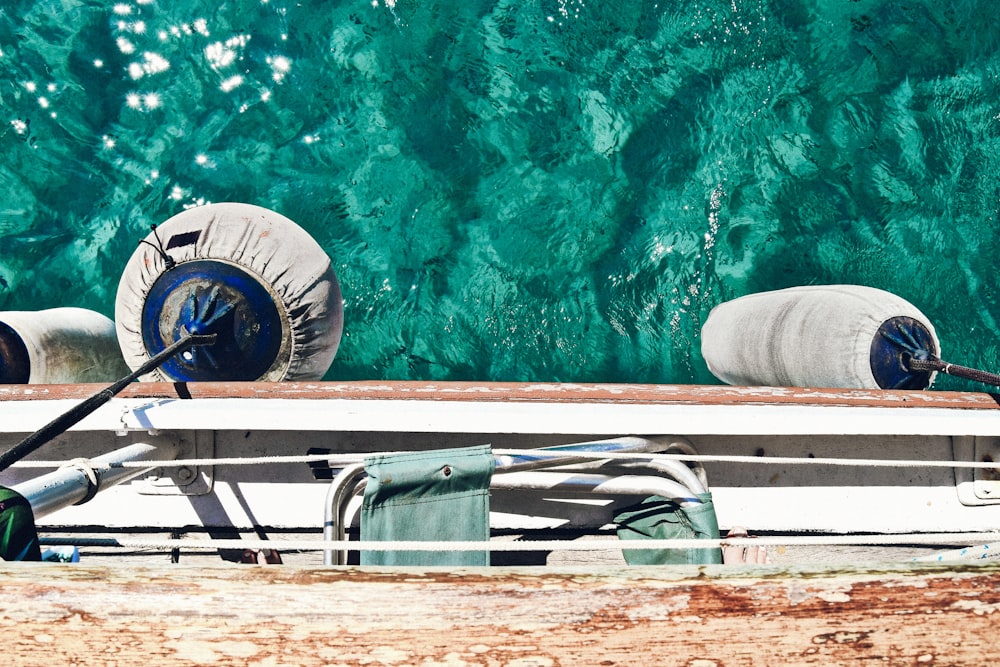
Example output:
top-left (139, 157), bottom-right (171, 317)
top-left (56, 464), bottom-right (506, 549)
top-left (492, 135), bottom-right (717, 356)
top-left (117, 37), bottom-right (136, 54)
top-left (220, 75), bottom-right (244, 92)
top-left (128, 52), bottom-right (170, 80)
top-left (267, 55), bottom-right (291, 82)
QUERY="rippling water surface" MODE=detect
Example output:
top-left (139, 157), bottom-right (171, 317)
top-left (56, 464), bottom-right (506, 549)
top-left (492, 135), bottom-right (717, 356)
top-left (1, 1), bottom-right (999, 387)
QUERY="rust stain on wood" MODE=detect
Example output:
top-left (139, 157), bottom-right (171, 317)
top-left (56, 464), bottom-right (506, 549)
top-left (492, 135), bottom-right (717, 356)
top-left (0, 563), bottom-right (997, 665)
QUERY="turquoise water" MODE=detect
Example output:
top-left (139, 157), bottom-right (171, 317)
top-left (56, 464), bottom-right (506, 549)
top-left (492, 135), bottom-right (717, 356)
top-left (1, 1), bottom-right (999, 387)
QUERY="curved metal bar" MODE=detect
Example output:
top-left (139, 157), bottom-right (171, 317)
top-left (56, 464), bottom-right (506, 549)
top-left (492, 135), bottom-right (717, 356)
top-left (494, 436), bottom-right (707, 496)
top-left (493, 436), bottom-right (663, 472)
top-left (564, 458), bottom-right (707, 496)
top-left (489, 471), bottom-right (702, 507)
top-left (322, 462), bottom-right (367, 566)
top-left (659, 439), bottom-right (709, 490)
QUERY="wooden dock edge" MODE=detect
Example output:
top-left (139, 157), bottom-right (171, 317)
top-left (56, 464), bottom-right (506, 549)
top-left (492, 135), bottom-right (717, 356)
top-left (2, 562), bottom-right (998, 664)
top-left (2, 380), bottom-right (999, 410)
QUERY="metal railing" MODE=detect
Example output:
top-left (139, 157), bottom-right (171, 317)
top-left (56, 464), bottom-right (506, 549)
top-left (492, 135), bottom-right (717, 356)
top-left (322, 436), bottom-right (708, 565)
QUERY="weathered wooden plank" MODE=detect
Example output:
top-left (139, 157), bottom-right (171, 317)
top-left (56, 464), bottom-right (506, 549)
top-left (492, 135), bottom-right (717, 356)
top-left (1, 563), bottom-right (997, 665)
top-left (0, 380), bottom-right (998, 410)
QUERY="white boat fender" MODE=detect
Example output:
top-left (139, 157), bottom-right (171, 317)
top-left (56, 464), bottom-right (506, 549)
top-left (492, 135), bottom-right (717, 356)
top-left (115, 202), bottom-right (343, 381)
top-left (701, 285), bottom-right (941, 390)
top-left (0, 308), bottom-right (130, 384)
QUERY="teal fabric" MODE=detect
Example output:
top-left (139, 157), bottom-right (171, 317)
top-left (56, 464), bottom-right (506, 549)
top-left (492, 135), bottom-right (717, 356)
top-left (0, 486), bottom-right (41, 562)
top-left (615, 491), bottom-right (722, 565)
top-left (361, 445), bottom-right (494, 566)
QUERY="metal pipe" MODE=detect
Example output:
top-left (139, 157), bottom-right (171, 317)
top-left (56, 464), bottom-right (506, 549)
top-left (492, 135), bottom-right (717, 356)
top-left (323, 462), bottom-right (367, 565)
top-left (489, 471), bottom-right (702, 507)
top-left (492, 436), bottom-right (663, 472)
top-left (12, 438), bottom-right (179, 519)
top-left (658, 439), bottom-right (709, 490)
top-left (493, 436), bottom-right (706, 495)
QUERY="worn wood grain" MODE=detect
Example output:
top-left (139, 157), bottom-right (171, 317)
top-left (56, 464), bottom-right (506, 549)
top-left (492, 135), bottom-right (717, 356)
top-left (1, 562), bottom-right (998, 665)
top-left (1, 380), bottom-right (998, 410)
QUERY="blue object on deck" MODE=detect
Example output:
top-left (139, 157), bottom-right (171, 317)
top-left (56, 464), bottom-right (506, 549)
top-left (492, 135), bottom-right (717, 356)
top-left (41, 546), bottom-right (80, 563)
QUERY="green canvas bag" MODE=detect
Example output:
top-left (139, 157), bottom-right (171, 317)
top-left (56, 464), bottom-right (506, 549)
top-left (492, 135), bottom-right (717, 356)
top-left (615, 491), bottom-right (722, 565)
top-left (0, 486), bottom-right (41, 562)
top-left (360, 445), bottom-right (494, 566)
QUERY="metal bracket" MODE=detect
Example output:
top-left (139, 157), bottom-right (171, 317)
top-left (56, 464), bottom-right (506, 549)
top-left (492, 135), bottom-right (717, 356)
top-left (135, 430), bottom-right (215, 496)
top-left (954, 436), bottom-right (1000, 506)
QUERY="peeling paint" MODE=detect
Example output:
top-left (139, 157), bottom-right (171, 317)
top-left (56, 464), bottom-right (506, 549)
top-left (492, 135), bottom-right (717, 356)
top-left (951, 599), bottom-right (1000, 615)
top-left (2, 563), bottom-right (1000, 665)
top-left (817, 590), bottom-right (852, 603)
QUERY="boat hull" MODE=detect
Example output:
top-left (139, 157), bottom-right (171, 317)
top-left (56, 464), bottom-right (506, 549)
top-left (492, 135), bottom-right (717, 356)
top-left (0, 382), bottom-right (997, 538)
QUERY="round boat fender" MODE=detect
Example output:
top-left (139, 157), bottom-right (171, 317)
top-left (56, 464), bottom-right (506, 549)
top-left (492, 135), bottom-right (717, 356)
top-left (701, 285), bottom-right (940, 390)
top-left (115, 202), bottom-right (343, 382)
top-left (0, 308), bottom-right (130, 384)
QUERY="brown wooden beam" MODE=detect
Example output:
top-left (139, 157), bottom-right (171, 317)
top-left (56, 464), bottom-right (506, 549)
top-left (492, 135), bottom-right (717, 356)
top-left (1, 562), bottom-right (998, 664)
top-left (0, 380), bottom-right (998, 410)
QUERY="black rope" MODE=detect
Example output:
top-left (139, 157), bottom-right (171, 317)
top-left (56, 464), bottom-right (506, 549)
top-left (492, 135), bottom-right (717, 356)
top-left (137, 223), bottom-right (176, 270)
top-left (0, 333), bottom-right (216, 474)
top-left (907, 356), bottom-right (1000, 389)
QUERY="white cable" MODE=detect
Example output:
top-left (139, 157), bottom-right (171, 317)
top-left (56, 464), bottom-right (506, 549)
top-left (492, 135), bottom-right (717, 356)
top-left (9, 453), bottom-right (361, 468)
top-left (11, 448), bottom-right (1000, 470)
top-left (36, 532), bottom-right (1000, 553)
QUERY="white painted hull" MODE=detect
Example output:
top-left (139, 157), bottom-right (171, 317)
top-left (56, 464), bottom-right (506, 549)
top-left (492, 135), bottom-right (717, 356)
top-left (0, 382), bottom-right (998, 538)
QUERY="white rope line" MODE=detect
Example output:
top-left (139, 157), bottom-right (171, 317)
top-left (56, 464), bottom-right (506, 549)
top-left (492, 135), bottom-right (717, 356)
top-left (9, 453), bottom-right (364, 468)
top-left (629, 452), bottom-right (1000, 469)
top-left (35, 532), bottom-right (1000, 552)
top-left (9, 448), bottom-right (1000, 470)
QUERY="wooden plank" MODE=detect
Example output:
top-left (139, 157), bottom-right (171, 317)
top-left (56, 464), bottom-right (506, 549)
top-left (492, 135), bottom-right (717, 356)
top-left (0, 380), bottom-right (998, 410)
top-left (1, 562), bottom-right (998, 665)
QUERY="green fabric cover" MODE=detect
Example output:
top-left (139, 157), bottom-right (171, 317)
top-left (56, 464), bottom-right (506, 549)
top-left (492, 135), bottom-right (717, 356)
top-left (0, 486), bottom-right (41, 562)
top-left (361, 445), bottom-right (494, 566)
top-left (614, 491), bottom-right (722, 565)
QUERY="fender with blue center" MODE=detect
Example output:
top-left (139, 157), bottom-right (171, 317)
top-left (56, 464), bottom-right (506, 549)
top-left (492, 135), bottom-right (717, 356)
top-left (115, 203), bottom-right (343, 382)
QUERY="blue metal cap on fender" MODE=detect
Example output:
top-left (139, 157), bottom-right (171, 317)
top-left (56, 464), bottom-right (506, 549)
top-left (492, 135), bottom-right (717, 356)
top-left (116, 202), bottom-right (343, 382)
top-left (141, 260), bottom-right (289, 382)
top-left (0, 321), bottom-right (30, 384)
top-left (870, 316), bottom-right (938, 390)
